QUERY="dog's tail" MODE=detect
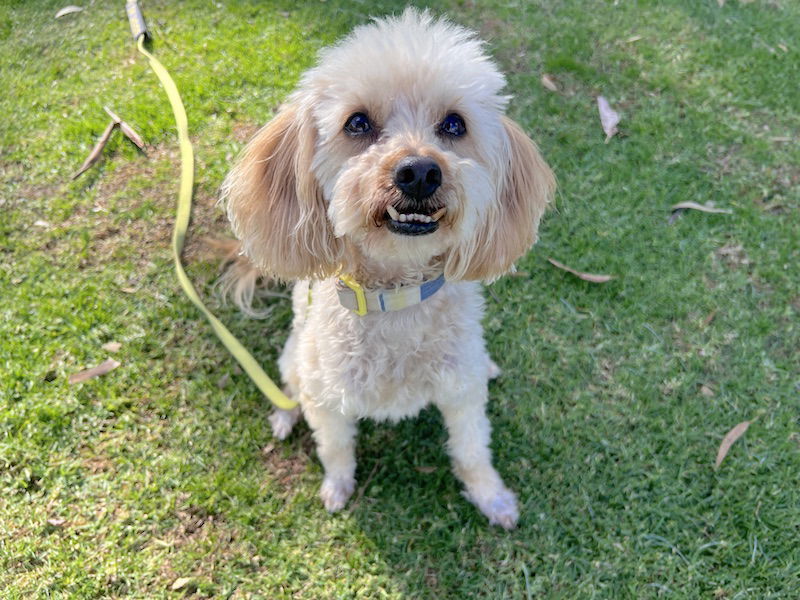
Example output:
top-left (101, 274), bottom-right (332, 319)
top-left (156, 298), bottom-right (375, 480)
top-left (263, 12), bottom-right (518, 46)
top-left (209, 238), bottom-right (285, 318)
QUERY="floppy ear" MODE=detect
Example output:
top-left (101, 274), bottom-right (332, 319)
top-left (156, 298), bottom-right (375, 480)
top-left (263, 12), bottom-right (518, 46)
top-left (445, 116), bottom-right (555, 281)
top-left (222, 102), bottom-right (341, 281)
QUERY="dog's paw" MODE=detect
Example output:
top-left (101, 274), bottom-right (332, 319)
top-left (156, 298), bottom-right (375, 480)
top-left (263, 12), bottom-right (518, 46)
top-left (320, 476), bottom-right (356, 512)
top-left (269, 407), bottom-right (300, 441)
top-left (488, 359), bottom-right (502, 380)
top-left (467, 487), bottom-right (519, 530)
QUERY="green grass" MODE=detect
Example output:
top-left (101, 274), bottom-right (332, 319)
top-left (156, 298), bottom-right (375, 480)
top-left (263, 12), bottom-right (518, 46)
top-left (1, 0), bottom-right (799, 598)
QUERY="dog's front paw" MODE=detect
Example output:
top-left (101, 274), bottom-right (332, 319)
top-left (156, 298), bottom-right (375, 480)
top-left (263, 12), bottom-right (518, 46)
top-left (320, 476), bottom-right (356, 512)
top-left (467, 487), bottom-right (519, 530)
top-left (269, 407), bottom-right (300, 441)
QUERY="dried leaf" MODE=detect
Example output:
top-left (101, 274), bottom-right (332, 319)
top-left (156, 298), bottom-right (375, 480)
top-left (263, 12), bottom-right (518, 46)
top-left (717, 0), bottom-right (725, 6)
top-left (55, 5), bottom-right (83, 18)
top-left (72, 120), bottom-right (117, 180)
top-left (415, 466), bottom-right (437, 474)
top-left (103, 106), bottom-right (122, 124)
top-left (701, 310), bottom-right (717, 328)
top-left (101, 341), bottom-right (121, 352)
top-left (715, 421), bottom-right (751, 469)
top-left (700, 384), bottom-right (715, 398)
top-left (104, 106), bottom-right (146, 150)
top-left (626, 35), bottom-right (642, 43)
top-left (540, 74), bottom-right (559, 92)
top-left (68, 358), bottom-right (120, 384)
top-left (671, 201), bottom-right (732, 215)
top-left (47, 518), bottom-right (66, 527)
top-left (596, 96), bottom-right (621, 143)
top-left (119, 121), bottom-right (146, 150)
top-left (171, 577), bottom-right (195, 592)
top-left (33, 220), bottom-right (51, 228)
top-left (547, 258), bottom-right (615, 283)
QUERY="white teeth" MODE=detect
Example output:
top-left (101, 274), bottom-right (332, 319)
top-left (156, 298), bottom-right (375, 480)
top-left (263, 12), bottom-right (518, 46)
top-left (431, 208), bottom-right (446, 221)
top-left (388, 209), bottom-right (444, 224)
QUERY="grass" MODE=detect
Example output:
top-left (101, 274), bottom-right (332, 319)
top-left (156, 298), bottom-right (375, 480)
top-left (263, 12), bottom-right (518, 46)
top-left (1, 0), bottom-right (799, 597)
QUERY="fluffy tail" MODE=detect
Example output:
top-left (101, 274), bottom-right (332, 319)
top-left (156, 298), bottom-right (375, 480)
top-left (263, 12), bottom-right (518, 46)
top-left (208, 238), bottom-right (287, 318)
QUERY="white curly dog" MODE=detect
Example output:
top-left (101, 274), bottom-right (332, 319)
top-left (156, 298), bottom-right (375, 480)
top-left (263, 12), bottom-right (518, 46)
top-left (222, 9), bottom-right (554, 528)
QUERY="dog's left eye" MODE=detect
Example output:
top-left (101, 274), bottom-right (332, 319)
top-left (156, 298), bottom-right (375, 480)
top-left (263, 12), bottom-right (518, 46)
top-left (439, 113), bottom-right (466, 137)
top-left (344, 112), bottom-right (372, 136)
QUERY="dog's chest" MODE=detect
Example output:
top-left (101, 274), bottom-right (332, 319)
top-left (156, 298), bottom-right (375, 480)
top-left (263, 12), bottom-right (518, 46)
top-left (298, 280), bottom-right (487, 420)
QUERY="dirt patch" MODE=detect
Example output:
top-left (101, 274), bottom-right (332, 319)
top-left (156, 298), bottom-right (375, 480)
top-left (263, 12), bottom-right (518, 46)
top-left (714, 243), bottom-right (751, 269)
top-left (231, 121), bottom-right (261, 144)
top-left (260, 442), bottom-right (309, 489)
top-left (71, 143), bottom-right (230, 269)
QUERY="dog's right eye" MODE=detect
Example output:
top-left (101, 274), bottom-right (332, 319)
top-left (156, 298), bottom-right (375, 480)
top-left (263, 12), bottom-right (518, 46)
top-left (343, 112), bottom-right (372, 136)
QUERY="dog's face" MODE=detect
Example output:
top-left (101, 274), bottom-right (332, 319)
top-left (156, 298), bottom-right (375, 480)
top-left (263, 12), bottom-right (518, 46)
top-left (224, 9), bottom-right (554, 281)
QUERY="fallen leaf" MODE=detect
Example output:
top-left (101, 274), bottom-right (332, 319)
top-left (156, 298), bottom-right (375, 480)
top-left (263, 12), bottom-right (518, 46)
top-left (102, 341), bottom-right (121, 352)
top-left (33, 220), bottom-right (50, 228)
top-left (671, 201), bottom-right (732, 215)
top-left (171, 577), bottom-right (195, 592)
top-left (55, 5), bottom-right (83, 18)
top-left (777, 43), bottom-right (788, 53)
top-left (415, 466), bottom-right (437, 474)
top-left (626, 35), bottom-right (642, 43)
top-left (701, 310), bottom-right (717, 328)
top-left (120, 287), bottom-right (137, 294)
top-left (103, 106), bottom-right (146, 150)
top-left (596, 96), bottom-right (621, 143)
top-left (72, 120), bottom-right (117, 180)
top-left (47, 518), bottom-right (66, 527)
top-left (68, 358), bottom-right (120, 384)
top-left (261, 443), bottom-right (275, 456)
top-left (715, 421), bottom-right (751, 469)
top-left (547, 258), bottom-right (615, 283)
top-left (540, 74), bottom-right (559, 92)
top-left (700, 384), bottom-right (715, 398)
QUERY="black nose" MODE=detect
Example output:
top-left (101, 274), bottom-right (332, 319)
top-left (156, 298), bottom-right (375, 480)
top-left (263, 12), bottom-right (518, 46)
top-left (394, 156), bottom-right (442, 200)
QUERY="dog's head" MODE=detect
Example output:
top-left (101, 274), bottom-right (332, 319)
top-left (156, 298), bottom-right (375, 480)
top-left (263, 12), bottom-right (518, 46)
top-left (223, 9), bottom-right (554, 282)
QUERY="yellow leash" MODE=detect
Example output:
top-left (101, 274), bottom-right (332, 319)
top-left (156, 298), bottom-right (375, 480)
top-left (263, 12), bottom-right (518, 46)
top-left (130, 7), bottom-right (297, 410)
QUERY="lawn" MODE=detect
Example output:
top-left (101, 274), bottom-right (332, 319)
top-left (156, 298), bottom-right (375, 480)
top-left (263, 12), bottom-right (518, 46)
top-left (1, 0), bottom-right (799, 598)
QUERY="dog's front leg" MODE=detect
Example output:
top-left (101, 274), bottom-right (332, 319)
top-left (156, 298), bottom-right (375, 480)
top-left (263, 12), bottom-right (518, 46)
top-left (303, 401), bottom-right (357, 512)
top-left (437, 398), bottom-right (519, 529)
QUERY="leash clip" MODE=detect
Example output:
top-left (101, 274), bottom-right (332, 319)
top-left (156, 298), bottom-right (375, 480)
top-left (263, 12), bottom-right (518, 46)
top-left (338, 274), bottom-right (368, 316)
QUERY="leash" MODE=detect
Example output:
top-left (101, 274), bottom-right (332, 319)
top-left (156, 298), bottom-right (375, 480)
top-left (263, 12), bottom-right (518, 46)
top-left (126, 1), bottom-right (297, 410)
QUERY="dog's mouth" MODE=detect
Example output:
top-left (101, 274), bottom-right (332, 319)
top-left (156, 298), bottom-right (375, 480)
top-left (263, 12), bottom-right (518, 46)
top-left (384, 205), bottom-right (446, 236)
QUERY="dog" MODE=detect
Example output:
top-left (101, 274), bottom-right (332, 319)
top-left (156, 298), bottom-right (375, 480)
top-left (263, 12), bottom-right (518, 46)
top-left (221, 9), bottom-right (554, 529)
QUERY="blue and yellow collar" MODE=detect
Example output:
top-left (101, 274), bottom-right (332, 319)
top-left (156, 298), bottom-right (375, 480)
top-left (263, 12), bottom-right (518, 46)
top-left (336, 273), bottom-right (446, 316)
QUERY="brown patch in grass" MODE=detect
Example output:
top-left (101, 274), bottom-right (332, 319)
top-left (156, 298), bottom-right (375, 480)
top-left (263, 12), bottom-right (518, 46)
top-left (261, 442), bottom-right (309, 489)
top-left (50, 143), bottom-right (231, 270)
top-left (714, 244), bottom-right (751, 269)
top-left (231, 121), bottom-right (261, 144)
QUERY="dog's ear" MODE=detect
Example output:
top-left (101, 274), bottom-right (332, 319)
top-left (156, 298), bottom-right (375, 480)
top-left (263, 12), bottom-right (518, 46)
top-left (445, 116), bottom-right (555, 281)
top-left (223, 102), bottom-right (341, 280)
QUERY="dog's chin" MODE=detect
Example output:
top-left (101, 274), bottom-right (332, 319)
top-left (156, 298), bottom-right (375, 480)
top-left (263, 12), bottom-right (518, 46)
top-left (385, 219), bottom-right (439, 236)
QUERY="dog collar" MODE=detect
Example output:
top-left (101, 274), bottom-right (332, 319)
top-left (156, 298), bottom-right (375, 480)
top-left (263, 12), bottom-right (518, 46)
top-left (336, 273), bottom-right (446, 316)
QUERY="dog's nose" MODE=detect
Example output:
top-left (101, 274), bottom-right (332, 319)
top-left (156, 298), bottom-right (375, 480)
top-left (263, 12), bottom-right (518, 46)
top-left (394, 156), bottom-right (442, 200)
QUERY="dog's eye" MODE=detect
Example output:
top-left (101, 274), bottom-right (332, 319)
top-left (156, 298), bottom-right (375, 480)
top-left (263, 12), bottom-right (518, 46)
top-left (344, 112), bottom-right (372, 136)
top-left (439, 113), bottom-right (466, 137)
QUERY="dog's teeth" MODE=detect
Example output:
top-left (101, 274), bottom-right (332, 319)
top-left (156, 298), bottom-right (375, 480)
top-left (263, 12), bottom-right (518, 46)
top-left (431, 208), bottom-right (446, 221)
top-left (399, 213), bottom-right (407, 222)
top-left (386, 205), bottom-right (400, 220)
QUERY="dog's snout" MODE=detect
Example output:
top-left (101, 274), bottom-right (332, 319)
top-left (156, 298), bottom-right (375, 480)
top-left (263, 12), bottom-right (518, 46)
top-left (394, 156), bottom-right (442, 200)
